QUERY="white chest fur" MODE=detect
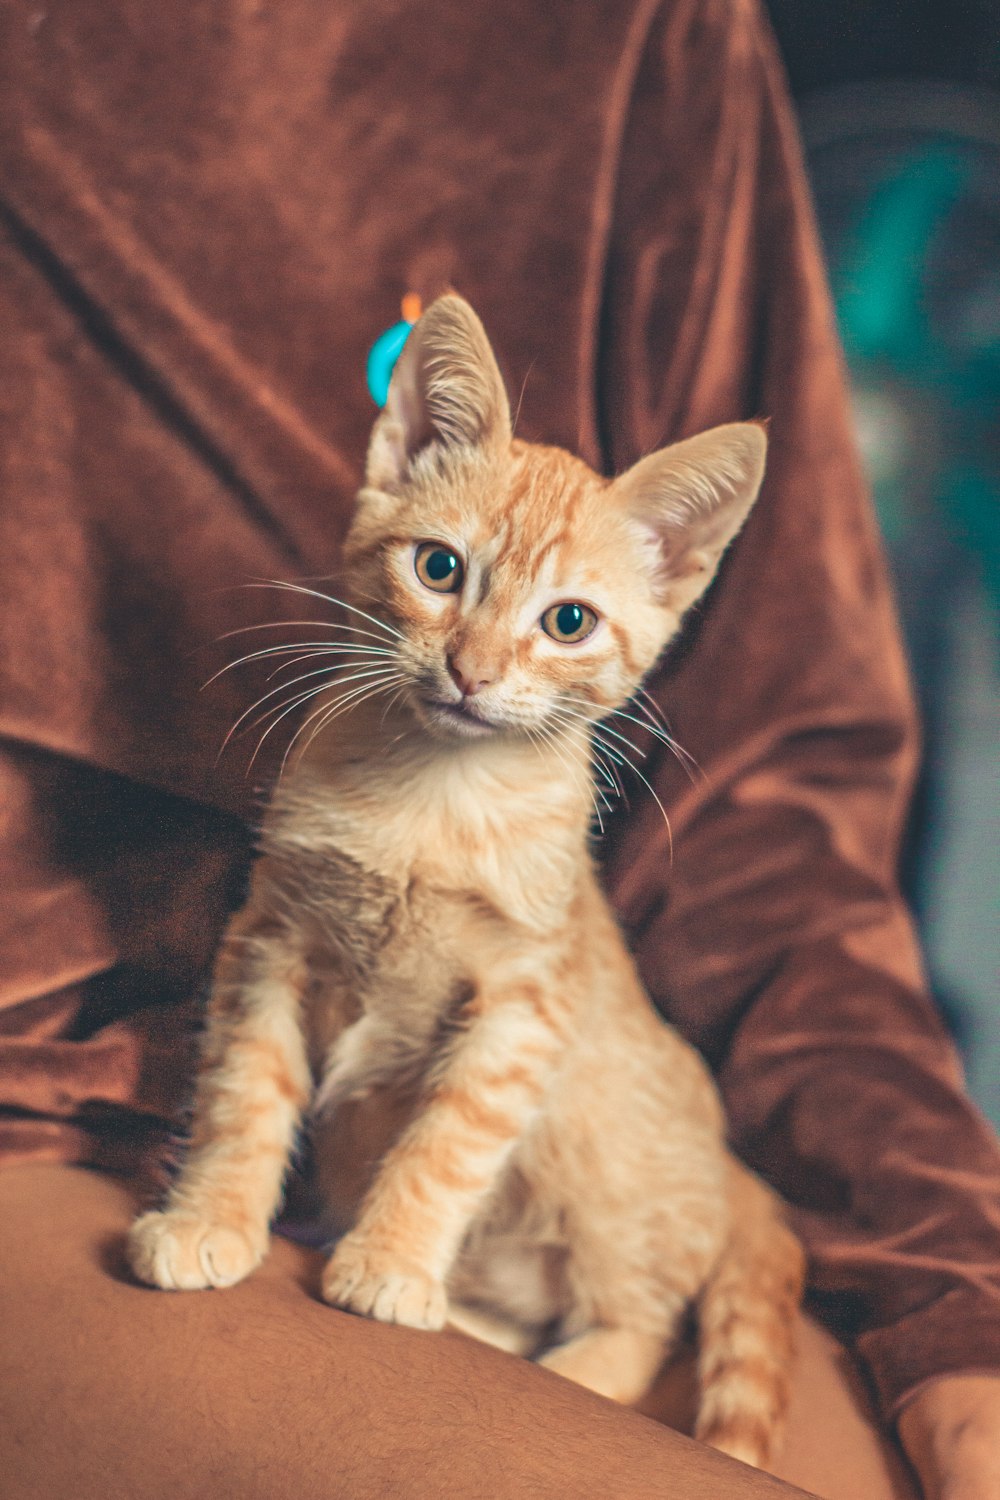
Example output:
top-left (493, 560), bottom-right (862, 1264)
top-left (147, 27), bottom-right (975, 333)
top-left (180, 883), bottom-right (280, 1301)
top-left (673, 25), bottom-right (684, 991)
top-left (258, 739), bottom-right (592, 1104)
top-left (264, 737), bottom-right (589, 936)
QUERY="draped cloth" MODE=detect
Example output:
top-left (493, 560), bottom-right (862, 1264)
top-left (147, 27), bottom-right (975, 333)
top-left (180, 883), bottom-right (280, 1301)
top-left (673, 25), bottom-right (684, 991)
top-left (2, 0), bottom-right (998, 1419)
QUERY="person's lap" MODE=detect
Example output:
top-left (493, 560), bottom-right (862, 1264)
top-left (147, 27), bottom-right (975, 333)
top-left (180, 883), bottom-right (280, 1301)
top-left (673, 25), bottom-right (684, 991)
top-left (0, 1164), bottom-right (917, 1500)
top-left (639, 1298), bottom-right (918, 1498)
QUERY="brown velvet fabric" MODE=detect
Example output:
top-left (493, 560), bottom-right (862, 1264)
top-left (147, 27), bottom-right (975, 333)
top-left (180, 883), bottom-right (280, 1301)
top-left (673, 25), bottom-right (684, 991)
top-left (1, 0), bottom-right (998, 1424)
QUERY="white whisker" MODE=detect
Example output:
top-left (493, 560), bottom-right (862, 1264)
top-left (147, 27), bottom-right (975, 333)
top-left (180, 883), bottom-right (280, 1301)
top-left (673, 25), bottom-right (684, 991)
top-left (220, 663), bottom-right (387, 751)
top-left (265, 647), bottom-right (396, 682)
top-left (629, 693), bottom-right (703, 782)
top-left (635, 686), bottom-right (671, 732)
top-left (221, 663), bottom-right (403, 765)
top-left (234, 679), bottom-right (348, 770)
top-left (604, 704), bottom-right (700, 786)
top-left (562, 698), bottom-right (661, 772)
top-left (217, 618), bottom-right (401, 648)
top-left (535, 720), bottom-right (606, 831)
top-left (205, 641), bottom-right (395, 689)
top-left (261, 670), bottom-right (405, 778)
top-left (589, 726), bottom-right (673, 859)
top-left (549, 714), bottom-right (623, 816)
top-left (278, 674), bottom-right (407, 777)
top-left (576, 687), bottom-right (702, 785)
top-left (244, 579), bottom-right (404, 642)
top-left (286, 673), bottom-right (407, 767)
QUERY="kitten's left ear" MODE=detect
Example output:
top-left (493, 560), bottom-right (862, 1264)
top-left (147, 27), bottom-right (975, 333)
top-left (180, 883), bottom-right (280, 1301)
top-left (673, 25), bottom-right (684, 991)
top-left (615, 422), bottom-right (768, 614)
top-left (365, 294), bottom-right (512, 491)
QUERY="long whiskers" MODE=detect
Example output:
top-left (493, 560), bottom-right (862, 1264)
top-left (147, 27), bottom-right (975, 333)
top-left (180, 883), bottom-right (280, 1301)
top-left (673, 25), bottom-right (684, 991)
top-left (242, 579), bottom-right (404, 641)
top-left (528, 719), bottom-right (608, 832)
top-left (218, 661), bottom-right (397, 756)
top-left (243, 668), bottom-right (405, 778)
top-left (552, 717), bottom-right (625, 826)
top-left (248, 671), bottom-right (405, 779)
top-left (205, 641), bottom-right (396, 688)
top-left (552, 702), bottom-right (674, 859)
top-left (242, 679), bottom-right (357, 773)
top-left (217, 617), bottom-right (402, 649)
top-left (563, 693), bottom-right (701, 786)
top-left (280, 672), bottom-right (408, 772)
top-left (263, 647), bottom-right (396, 683)
top-left (633, 686), bottom-right (670, 730)
top-left (628, 692), bottom-right (703, 783)
top-left (208, 578), bottom-right (406, 775)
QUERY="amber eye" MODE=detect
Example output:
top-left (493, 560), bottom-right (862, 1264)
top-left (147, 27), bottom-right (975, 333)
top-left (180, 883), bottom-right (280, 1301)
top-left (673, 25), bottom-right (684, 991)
top-left (414, 542), bottom-right (464, 594)
top-left (541, 602), bottom-right (599, 643)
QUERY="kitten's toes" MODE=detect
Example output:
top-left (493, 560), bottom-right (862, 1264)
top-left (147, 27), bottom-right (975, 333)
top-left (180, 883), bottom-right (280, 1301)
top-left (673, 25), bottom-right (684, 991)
top-left (321, 1237), bottom-right (447, 1330)
top-left (126, 1209), bottom-right (266, 1291)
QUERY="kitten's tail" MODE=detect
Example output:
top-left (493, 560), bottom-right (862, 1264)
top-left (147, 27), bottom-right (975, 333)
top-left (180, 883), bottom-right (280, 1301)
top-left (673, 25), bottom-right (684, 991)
top-left (694, 1162), bottom-right (805, 1469)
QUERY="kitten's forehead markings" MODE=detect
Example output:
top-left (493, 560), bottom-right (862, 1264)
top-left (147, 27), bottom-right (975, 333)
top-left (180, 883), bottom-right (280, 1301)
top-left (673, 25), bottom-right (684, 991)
top-left (516, 524), bottom-right (575, 595)
top-left (467, 533), bottom-right (504, 607)
top-left (491, 491), bottom-right (578, 601)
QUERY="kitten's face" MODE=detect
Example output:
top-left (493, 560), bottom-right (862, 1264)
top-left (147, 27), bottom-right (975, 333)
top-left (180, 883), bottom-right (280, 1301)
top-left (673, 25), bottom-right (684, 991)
top-left (346, 443), bottom-right (680, 741)
top-left (345, 294), bottom-right (766, 743)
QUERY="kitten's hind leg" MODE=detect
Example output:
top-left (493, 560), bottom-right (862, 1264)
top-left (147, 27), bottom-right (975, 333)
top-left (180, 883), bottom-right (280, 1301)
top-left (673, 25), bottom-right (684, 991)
top-left (127, 907), bottom-right (311, 1291)
top-left (446, 1303), bottom-right (540, 1357)
top-left (538, 1326), bottom-right (667, 1405)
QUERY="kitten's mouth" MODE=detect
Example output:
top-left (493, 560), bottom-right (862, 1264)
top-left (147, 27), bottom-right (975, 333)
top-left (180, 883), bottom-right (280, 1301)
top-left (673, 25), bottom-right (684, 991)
top-left (418, 695), bottom-right (498, 738)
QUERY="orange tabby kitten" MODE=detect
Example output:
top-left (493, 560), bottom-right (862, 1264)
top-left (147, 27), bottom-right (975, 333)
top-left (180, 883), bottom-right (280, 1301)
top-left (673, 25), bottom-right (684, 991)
top-left (127, 294), bottom-right (804, 1468)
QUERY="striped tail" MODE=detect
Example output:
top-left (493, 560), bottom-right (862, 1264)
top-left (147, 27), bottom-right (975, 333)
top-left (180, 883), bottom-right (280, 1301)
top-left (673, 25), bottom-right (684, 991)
top-left (694, 1162), bottom-right (806, 1469)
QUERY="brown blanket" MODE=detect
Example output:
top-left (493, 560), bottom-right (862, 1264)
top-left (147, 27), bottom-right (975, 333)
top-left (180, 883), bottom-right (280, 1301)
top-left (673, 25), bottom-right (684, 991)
top-left (2, 0), bottom-right (998, 1420)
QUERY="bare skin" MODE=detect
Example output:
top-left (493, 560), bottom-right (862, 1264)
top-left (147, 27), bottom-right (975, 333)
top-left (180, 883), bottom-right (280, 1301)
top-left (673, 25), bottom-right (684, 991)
top-left (898, 1375), bottom-right (1000, 1500)
top-left (2, 1165), bottom-right (813, 1500)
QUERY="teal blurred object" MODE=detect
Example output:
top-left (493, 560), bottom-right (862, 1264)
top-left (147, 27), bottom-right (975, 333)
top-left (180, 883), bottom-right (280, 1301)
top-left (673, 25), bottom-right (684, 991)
top-left (837, 147), bottom-right (968, 362)
top-left (832, 137), bottom-right (1000, 614)
top-left (366, 316), bottom-right (416, 407)
top-left (803, 83), bottom-right (1000, 1122)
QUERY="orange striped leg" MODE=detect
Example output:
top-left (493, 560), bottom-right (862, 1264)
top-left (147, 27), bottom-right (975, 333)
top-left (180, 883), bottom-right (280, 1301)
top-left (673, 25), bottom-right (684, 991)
top-left (127, 916), bottom-right (312, 1291)
top-left (322, 989), bottom-right (560, 1329)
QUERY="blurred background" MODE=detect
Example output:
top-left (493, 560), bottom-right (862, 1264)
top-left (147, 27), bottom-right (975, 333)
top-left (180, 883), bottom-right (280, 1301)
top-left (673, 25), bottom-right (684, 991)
top-left (764, 0), bottom-right (999, 1123)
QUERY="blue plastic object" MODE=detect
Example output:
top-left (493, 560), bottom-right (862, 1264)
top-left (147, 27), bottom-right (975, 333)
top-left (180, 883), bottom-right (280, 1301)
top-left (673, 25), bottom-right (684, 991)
top-left (366, 317), bottom-right (416, 407)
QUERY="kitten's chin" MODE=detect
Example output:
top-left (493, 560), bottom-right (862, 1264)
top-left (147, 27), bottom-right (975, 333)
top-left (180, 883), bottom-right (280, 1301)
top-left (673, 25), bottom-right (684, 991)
top-left (415, 695), bottom-right (504, 741)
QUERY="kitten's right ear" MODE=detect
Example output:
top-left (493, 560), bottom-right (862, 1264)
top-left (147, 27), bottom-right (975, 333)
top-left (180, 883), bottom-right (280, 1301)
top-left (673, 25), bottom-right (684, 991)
top-left (365, 294), bottom-right (512, 490)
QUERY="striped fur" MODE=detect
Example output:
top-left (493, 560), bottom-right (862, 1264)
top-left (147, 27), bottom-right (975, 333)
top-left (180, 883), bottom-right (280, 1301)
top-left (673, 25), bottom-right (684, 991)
top-left (127, 295), bottom-right (803, 1468)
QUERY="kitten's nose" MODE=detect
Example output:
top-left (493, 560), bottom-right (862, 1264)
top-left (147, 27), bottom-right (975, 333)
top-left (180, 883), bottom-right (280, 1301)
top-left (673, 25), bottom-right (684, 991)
top-left (447, 654), bottom-right (491, 697)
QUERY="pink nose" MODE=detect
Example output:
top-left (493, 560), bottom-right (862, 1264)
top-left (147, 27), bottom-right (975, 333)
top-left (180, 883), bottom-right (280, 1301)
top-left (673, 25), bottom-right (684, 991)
top-left (447, 654), bottom-right (491, 697)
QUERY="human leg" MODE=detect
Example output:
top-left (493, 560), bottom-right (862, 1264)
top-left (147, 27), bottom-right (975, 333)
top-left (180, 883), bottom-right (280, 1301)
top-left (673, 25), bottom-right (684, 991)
top-left (639, 1317), bottom-right (920, 1500)
top-left (0, 1164), bottom-right (810, 1500)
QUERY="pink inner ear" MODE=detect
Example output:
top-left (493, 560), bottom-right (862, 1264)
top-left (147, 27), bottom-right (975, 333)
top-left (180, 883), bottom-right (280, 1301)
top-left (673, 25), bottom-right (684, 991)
top-left (612, 423), bottom-right (767, 616)
top-left (620, 425), bottom-right (767, 556)
top-left (388, 366), bottom-right (436, 466)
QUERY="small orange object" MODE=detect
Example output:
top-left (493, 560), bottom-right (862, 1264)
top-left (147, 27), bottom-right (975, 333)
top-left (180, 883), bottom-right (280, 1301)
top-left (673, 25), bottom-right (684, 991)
top-left (401, 292), bottom-right (423, 324)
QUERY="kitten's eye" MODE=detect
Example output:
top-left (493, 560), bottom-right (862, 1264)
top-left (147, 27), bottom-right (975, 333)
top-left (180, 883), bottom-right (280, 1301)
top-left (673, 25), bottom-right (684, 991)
top-left (414, 542), bottom-right (464, 594)
top-left (541, 602), bottom-right (599, 643)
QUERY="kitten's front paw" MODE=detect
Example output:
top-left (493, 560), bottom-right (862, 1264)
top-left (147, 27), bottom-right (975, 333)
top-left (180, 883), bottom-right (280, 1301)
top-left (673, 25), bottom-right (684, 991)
top-left (321, 1236), bottom-right (447, 1330)
top-left (127, 1209), bottom-right (266, 1291)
